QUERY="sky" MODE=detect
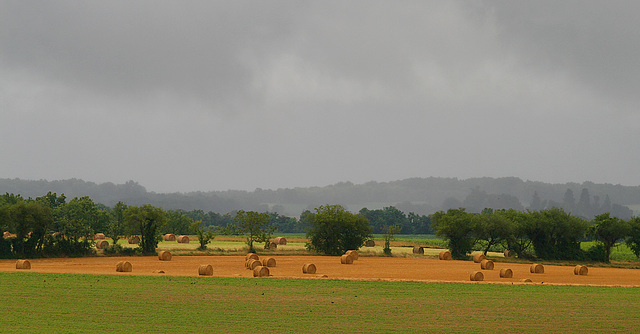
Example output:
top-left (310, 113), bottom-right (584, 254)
top-left (2, 1), bottom-right (640, 193)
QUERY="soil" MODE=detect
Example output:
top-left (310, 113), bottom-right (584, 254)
top-left (2, 255), bottom-right (640, 287)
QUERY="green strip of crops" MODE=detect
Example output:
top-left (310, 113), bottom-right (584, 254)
top-left (1, 272), bottom-right (638, 333)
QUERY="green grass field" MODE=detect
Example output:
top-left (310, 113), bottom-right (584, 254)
top-left (1, 272), bottom-right (639, 333)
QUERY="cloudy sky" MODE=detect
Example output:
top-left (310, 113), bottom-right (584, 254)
top-left (2, 1), bottom-right (640, 193)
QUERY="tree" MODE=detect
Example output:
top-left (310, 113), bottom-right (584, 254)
top-left (106, 201), bottom-right (127, 244)
top-left (125, 205), bottom-right (166, 255)
top-left (192, 220), bottom-right (215, 251)
top-left (502, 209), bottom-right (533, 258)
top-left (431, 208), bottom-right (476, 260)
top-left (626, 217), bottom-right (640, 258)
top-left (164, 210), bottom-right (193, 235)
top-left (588, 213), bottom-right (630, 262)
top-left (474, 209), bottom-right (514, 255)
top-left (306, 205), bottom-right (372, 256)
top-left (234, 210), bottom-right (275, 253)
top-left (526, 208), bottom-right (587, 260)
top-left (382, 225), bottom-right (401, 256)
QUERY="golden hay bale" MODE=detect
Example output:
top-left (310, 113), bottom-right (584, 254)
top-left (253, 266), bottom-right (270, 277)
top-left (365, 239), bottom-right (375, 247)
top-left (262, 257), bottom-right (276, 267)
top-left (116, 261), bottom-right (132, 272)
top-left (340, 254), bottom-right (354, 264)
top-left (302, 263), bottom-right (317, 274)
top-left (521, 278), bottom-right (533, 283)
top-left (503, 249), bottom-right (515, 258)
top-left (273, 237), bottom-right (287, 245)
top-left (473, 253), bottom-right (486, 263)
top-left (574, 265), bottom-right (588, 276)
top-left (198, 264), bottom-right (214, 276)
top-left (245, 253), bottom-right (259, 261)
top-left (246, 259), bottom-right (262, 270)
top-left (94, 233), bottom-right (106, 239)
top-left (163, 234), bottom-right (176, 241)
top-left (499, 268), bottom-right (513, 278)
top-left (96, 240), bottom-right (109, 249)
top-left (413, 246), bottom-right (424, 255)
top-left (470, 271), bottom-right (484, 281)
top-left (439, 250), bottom-right (452, 260)
top-left (158, 251), bottom-right (172, 261)
top-left (128, 236), bottom-right (140, 244)
top-left (530, 263), bottom-right (544, 274)
top-left (480, 259), bottom-right (494, 270)
top-left (345, 250), bottom-right (359, 260)
top-left (268, 242), bottom-right (277, 249)
top-left (177, 235), bottom-right (190, 243)
top-left (16, 259), bottom-right (31, 270)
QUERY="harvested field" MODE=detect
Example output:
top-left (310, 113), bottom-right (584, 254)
top-left (1, 256), bottom-right (639, 287)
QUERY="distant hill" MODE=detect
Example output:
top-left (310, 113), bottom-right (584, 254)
top-left (1, 177), bottom-right (638, 219)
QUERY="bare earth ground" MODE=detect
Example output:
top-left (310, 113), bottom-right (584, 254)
top-left (2, 255), bottom-right (639, 287)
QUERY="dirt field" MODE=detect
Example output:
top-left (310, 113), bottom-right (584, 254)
top-left (2, 255), bottom-right (640, 287)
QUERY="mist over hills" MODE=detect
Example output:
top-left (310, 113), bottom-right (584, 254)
top-left (1, 177), bottom-right (638, 219)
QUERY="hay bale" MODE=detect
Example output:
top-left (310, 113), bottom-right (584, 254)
top-left (412, 246), bottom-right (424, 255)
top-left (116, 261), bottom-right (132, 272)
top-left (94, 233), bottom-right (106, 239)
top-left (470, 271), bottom-right (484, 281)
top-left (499, 268), bottom-right (513, 278)
top-left (473, 253), bottom-right (486, 263)
top-left (163, 234), bottom-right (176, 241)
top-left (438, 250), bottom-right (452, 260)
top-left (158, 250), bottom-right (172, 261)
top-left (530, 263), bottom-right (544, 274)
top-left (340, 254), bottom-right (354, 264)
top-left (177, 235), bottom-right (190, 243)
top-left (198, 264), bottom-right (214, 276)
top-left (574, 265), bottom-right (588, 276)
top-left (16, 259), bottom-right (31, 270)
top-left (253, 266), bottom-right (270, 277)
top-left (345, 250), bottom-right (359, 260)
top-left (128, 235), bottom-right (140, 244)
top-left (480, 259), bottom-right (494, 270)
top-left (268, 242), bottom-right (277, 249)
top-left (273, 237), bottom-right (287, 245)
top-left (246, 253), bottom-right (259, 261)
top-left (262, 257), bottom-right (276, 267)
top-left (96, 240), bottom-right (109, 249)
top-left (246, 259), bottom-right (262, 270)
top-left (521, 278), bottom-right (533, 283)
top-left (365, 239), bottom-right (375, 247)
top-left (302, 263), bottom-right (316, 274)
top-left (503, 249), bottom-right (515, 258)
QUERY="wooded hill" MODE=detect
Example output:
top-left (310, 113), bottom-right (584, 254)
top-left (1, 177), bottom-right (638, 219)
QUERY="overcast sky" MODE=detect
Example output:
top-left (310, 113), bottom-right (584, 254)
top-left (2, 1), bottom-right (640, 193)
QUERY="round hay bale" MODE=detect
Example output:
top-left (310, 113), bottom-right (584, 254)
top-left (262, 257), bottom-right (276, 267)
top-left (128, 235), bottom-right (140, 244)
top-left (473, 253), bottom-right (486, 263)
top-left (499, 268), bottom-right (513, 278)
top-left (163, 234), bottom-right (176, 241)
top-left (245, 253), bottom-right (259, 261)
top-left (116, 261), bottom-right (132, 272)
top-left (253, 266), bottom-right (270, 277)
top-left (480, 259), bottom-right (494, 270)
top-left (94, 233), bottom-right (106, 239)
top-left (412, 246), bottom-right (424, 255)
top-left (198, 264), bottom-right (214, 276)
top-left (273, 237), bottom-right (287, 245)
top-left (16, 259), bottom-right (31, 270)
top-left (530, 263), bottom-right (544, 274)
top-left (438, 250), bottom-right (452, 260)
top-left (340, 254), bottom-right (354, 264)
top-left (503, 249), bottom-right (515, 258)
top-left (177, 235), bottom-right (190, 243)
top-left (470, 271), bottom-right (484, 281)
top-left (365, 239), bottom-right (375, 247)
top-left (302, 263), bottom-right (316, 274)
top-left (345, 250), bottom-right (359, 260)
top-left (158, 250), bottom-right (172, 261)
top-left (268, 242), bottom-right (277, 249)
top-left (521, 278), bottom-right (533, 283)
top-left (96, 240), bottom-right (109, 249)
top-left (574, 265), bottom-right (588, 276)
top-left (246, 259), bottom-right (262, 270)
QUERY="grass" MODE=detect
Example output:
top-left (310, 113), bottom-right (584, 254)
top-left (1, 272), bottom-right (639, 333)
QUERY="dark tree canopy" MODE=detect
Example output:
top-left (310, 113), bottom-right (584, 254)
top-left (306, 204), bottom-right (372, 256)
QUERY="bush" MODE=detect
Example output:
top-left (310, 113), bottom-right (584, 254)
top-left (586, 244), bottom-right (608, 262)
top-left (306, 205), bottom-right (372, 256)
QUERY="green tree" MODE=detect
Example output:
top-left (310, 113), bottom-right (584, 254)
top-left (382, 225), bottom-right (401, 256)
top-left (125, 205), bottom-right (166, 255)
top-left (234, 210), bottom-right (275, 253)
top-left (106, 201), bottom-right (128, 244)
top-left (474, 209), bottom-right (514, 255)
top-left (164, 210), bottom-right (193, 235)
top-left (588, 213), bottom-right (630, 262)
top-left (502, 209), bottom-right (534, 258)
top-left (7, 200), bottom-right (53, 257)
top-left (192, 220), bottom-right (216, 250)
top-left (305, 204), bottom-right (372, 256)
top-left (431, 208), bottom-right (476, 260)
top-left (626, 217), bottom-right (640, 258)
top-left (526, 208), bottom-right (587, 260)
